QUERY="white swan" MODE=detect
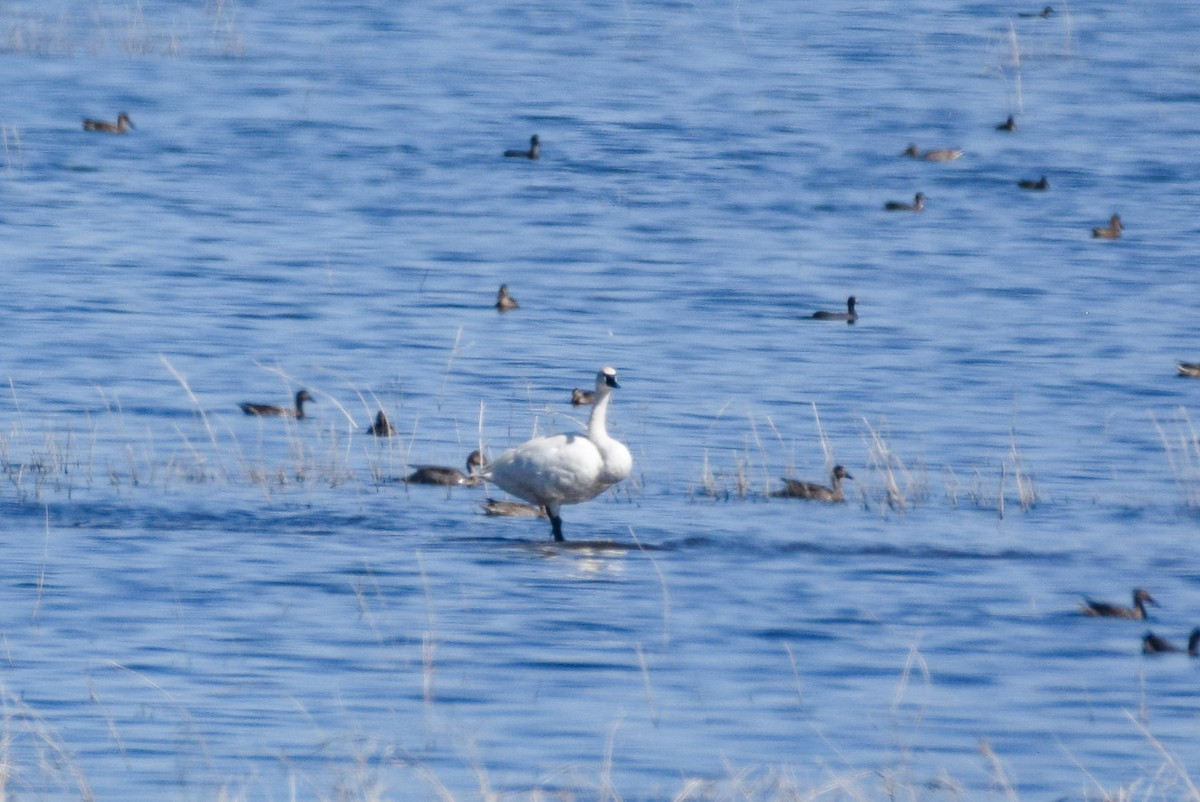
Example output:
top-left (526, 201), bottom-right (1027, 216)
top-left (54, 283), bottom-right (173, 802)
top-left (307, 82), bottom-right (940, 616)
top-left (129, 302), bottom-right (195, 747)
top-left (484, 366), bottom-right (633, 541)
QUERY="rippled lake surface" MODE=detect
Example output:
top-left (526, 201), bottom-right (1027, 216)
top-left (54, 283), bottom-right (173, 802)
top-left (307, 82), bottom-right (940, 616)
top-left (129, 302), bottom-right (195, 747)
top-left (3, 0), bottom-right (1200, 799)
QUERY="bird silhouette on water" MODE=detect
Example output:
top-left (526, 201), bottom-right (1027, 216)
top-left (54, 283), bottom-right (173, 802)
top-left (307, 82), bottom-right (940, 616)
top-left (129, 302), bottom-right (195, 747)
top-left (504, 135), bottom-right (540, 159)
top-left (774, 465), bottom-right (853, 502)
top-left (83, 112), bottom-right (134, 133)
top-left (1142, 628), bottom-right (1200, 655)
top-left (1081, 588), bottom-right (1157, 619)
top-left (404, 450), bottom-right (485, 486)
top-left (239, 389), bottom-right (314, 419)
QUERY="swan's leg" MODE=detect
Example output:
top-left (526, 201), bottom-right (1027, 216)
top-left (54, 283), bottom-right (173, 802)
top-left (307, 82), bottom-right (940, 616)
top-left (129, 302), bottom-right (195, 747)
top-left (546, 503), bottom-right (564, 541)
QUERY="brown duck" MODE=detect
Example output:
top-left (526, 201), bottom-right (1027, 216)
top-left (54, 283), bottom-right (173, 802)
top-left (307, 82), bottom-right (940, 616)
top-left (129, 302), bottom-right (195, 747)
top-left (775, 465), bottom-right (853, 502)
top-left (1081, 588), bottom-right (1157, 619)
top-left (239, 389), bottom-right (314, 419)
top-left (83, 112), bottom-right (134, 133)
top-left (495, 284), bottom-right (519, 312)
top-left (404, 450), bottom-right (485, 486)
top-left (481, 498), bottom-right (547, 517)
top-left (1092, 214), bottom-right (1122, 239)
top-left (903, 144), bottom-right (963, 162)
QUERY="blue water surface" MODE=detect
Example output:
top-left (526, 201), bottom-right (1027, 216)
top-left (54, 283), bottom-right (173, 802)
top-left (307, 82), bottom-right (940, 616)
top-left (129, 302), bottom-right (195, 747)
top-left (2, 0), bottom-right (1200, 799)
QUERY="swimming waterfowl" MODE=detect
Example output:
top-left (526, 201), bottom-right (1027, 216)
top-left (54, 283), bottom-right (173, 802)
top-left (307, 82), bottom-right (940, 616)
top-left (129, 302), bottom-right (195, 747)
top-left (1018, 6), bottom-right (1054, 18)
top-left (483, 366), bottom-right (632, 542)
top-left (504, 134), bottom-right (540, 159)
top-left (404, 450), bottom-right (485, 486)
top-left (83, 112), bottom-right (134, 133)
top-left (811, 296), bottom-right (858, 323)
top-left (1018, 176), bottom-right (1050, 191)
top-left (774, 465), bottom-right (853, 502)
top-left (481, 498), bottom-right (547, 517)
top-left (1081, 588), bottom-right (1157, 619)
top-left (903, 144), bottom-right (963, 162)
top-left (368, 410), bottom-right (396, 436)
top-left (1176, 363), bottom-right (1200, 378)
top-left (1092, 214), bottom-right (1122, 239)
top-left (1142, 628), bottom-right (1200, 655)
top-left (495, 284), bottom-right (519, 312)
top-left (571, 388), bottom-right (595, 406)
top-left (996, 115), bottom-right (1017, 132)
top-left (884, 193), bottom-right (925, 212)
top-left (239, 389), bottom-right (314, 419)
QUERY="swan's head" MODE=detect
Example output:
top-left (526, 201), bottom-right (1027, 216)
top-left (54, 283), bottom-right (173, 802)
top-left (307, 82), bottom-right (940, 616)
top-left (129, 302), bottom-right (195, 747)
top-left (296, 389), bottom-right (315, 405)
top-left (833, 465), bottom-right (853, 480)
top-left (467, 449), bottom-right (486, 474)
top-left (597, 366), bottom-right (620, 392)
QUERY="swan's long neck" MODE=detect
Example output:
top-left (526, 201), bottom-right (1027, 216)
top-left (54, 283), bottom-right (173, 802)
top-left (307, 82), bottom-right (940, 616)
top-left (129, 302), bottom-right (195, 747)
top-left (587, 386), bottom-right (613, 443)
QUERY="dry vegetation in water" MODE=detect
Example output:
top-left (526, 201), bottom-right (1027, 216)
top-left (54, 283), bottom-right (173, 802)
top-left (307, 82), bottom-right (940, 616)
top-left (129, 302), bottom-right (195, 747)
top-left (691, 404), bottom-right (1040, 517)
top-left (1, 0), bottom-right (243, 57)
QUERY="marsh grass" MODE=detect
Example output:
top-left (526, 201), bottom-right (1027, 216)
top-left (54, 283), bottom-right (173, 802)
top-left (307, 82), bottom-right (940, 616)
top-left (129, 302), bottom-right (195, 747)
top-left (2, 0), bottom-right (243, 58)
top-left (1153, 408), bottom-right (1200, 510)
top-left (685, 408), bottom-right (1051, 516)
top-left (2, 124), bottom-right (24, 176)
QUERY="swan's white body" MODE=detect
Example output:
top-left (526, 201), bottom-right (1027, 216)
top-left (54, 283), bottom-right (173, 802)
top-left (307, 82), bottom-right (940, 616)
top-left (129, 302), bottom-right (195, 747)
top-left (485, 366), bottom-right (632, 541)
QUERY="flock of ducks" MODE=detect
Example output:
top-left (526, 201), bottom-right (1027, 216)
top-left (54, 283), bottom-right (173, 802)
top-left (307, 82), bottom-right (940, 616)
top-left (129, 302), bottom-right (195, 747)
top-left (238, 367), bottom-right (632, 541)
top-left (1080, 588), bottom-right (1199, 656)
top-left (159, 7), bottom-right (1187, 540)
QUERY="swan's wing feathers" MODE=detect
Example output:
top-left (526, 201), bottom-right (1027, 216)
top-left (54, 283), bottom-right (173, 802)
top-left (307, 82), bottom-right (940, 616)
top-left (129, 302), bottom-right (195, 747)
top-left (489, 433), bottom-right (606, 505)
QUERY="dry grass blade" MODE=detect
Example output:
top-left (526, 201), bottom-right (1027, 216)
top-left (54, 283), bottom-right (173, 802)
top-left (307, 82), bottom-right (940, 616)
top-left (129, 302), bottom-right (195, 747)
top-left (862, 418), bottom-right (911, 511)
top-left (160, 355), bottom-right (230, 481)
top-left (1122, 710), bottom-right (1200, 802)
top-left (1153, 409), bottom-right (1200, 509)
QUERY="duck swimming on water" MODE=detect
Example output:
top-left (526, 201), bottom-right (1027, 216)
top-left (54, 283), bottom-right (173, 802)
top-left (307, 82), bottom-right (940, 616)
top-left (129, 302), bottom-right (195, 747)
top-left (1142, 628), bottom-right (1200, 655)
top-left (774, 465), bottom-right (853, 502)
top-left (481, 498), bottom-right (547, 517)
top-left (83, 112), bottom-right (134, 133)
top-left (483, 366), bottom-right (632, 542)
top-left (811, 296), bottom-right (857, 323)
top-left (368, 410), bottom-right (396, 436)
top-left (884, 192), bottom-right (925, 212)
top-left (404, 450), bottom-right (485, 486)
top-left (1092, 214), bottom-right (1123, 239)
top-left (571, 388), bottom-right (595, 406)
top-left (903, 144), bottom-right (963, 162)
top-left (240, 389), bottom-right (314, 419)
top-left (495, 284), bottom-right (519, 312)
top-left (1081, 588), bottom-right (1157, 619)
top-left (504, 134), bottom-right (540, 159)
top-left (1018, 176), bottom-right (1050, 191)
